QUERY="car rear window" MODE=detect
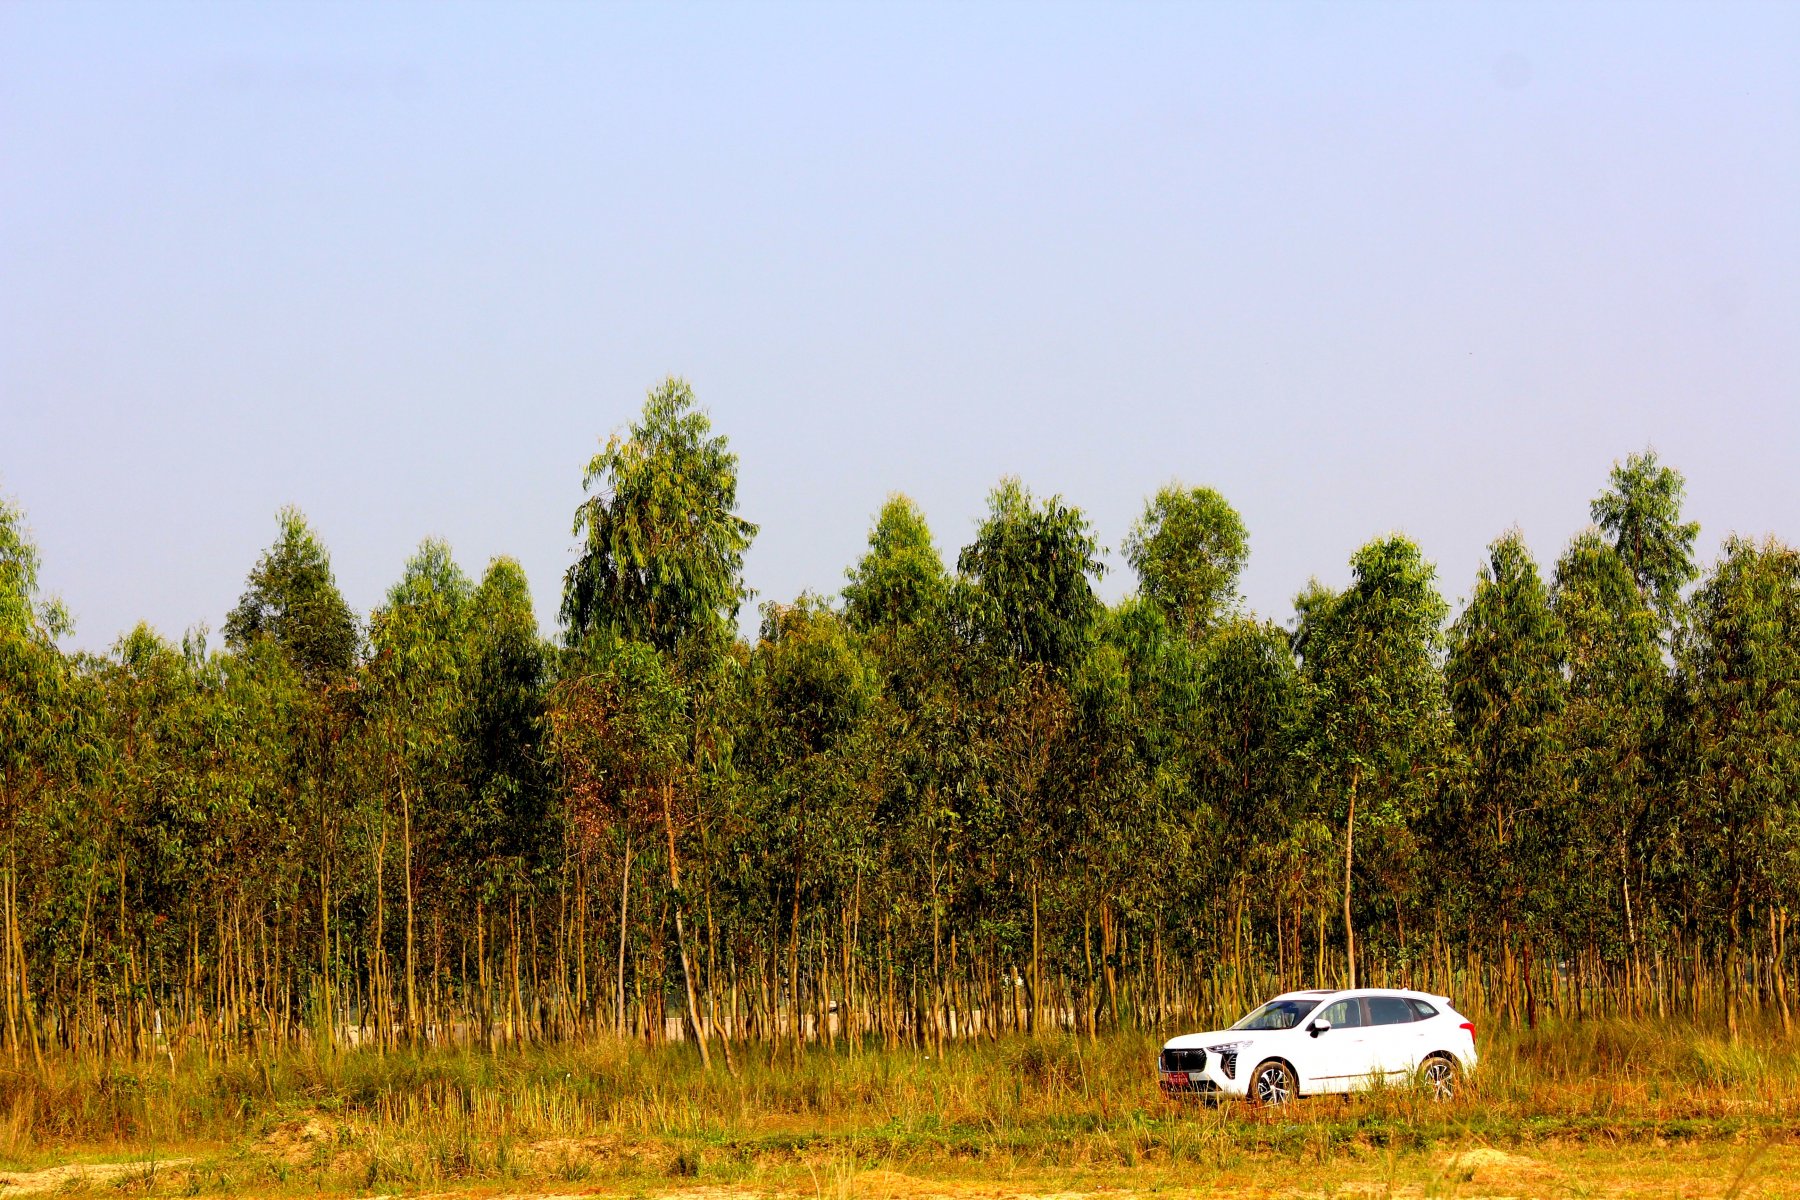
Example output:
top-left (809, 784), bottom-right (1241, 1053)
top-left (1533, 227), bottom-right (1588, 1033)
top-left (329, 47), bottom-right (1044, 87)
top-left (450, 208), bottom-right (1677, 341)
top-left (1407, 998), bottom-right (1438, 1020)
top-left (1368, 996), bottom-right (1415, 1025)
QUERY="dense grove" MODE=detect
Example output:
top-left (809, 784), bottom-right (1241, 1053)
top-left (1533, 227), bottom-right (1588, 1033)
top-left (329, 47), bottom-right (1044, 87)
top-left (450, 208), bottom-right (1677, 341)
top-left (1, 378), bottom-right (1796, 1063)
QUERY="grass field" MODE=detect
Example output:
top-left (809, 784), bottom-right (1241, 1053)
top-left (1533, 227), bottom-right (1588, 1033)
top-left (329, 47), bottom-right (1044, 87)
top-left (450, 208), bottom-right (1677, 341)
top-left (0, 1016), bottom-right (1796, 1197)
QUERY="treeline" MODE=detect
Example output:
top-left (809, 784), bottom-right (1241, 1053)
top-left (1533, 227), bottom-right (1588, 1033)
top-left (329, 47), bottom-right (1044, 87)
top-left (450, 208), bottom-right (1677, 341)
top-left (2, 378), bottom-right (1797, 1063)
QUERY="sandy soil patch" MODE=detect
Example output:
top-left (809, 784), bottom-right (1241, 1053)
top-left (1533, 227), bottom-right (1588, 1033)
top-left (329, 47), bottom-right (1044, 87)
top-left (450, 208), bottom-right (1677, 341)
top-left (1440, 1146), bottom-right (1548, 1174)
top-left (261, 1115), bottom-right (338, 1166)
top-left (0, 1157), bottom-right (190, 1196)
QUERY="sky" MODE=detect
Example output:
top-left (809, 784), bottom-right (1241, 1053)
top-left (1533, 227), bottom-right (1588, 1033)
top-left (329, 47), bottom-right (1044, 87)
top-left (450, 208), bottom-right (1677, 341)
top-left (3, 1), bottom-right (1797, 652)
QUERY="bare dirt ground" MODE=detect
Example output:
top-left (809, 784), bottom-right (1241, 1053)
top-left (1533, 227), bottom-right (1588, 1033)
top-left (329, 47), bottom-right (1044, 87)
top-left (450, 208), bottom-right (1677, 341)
top-left (163, 1140), bottom-right (1800, 1199)
top-left (4, 1136), bottom-right (1792, 1197)
top-left (407, 1146), bottom-right (1791, 1199)
top-left (0, 1157), bottom-right (192, 1195)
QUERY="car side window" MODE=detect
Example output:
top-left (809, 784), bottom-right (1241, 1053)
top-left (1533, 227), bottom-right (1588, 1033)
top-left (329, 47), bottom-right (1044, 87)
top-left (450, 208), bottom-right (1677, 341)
top-left (1322, 998), bottom-right (1363, 1028)
top-left (1407, 998), bottom-right (1438, 1020)
top-left (1368, 996), bottom-right (1415, 1025)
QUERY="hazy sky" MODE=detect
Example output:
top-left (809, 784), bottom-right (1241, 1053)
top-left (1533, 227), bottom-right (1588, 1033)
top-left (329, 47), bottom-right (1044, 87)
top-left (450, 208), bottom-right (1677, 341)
top-left (4, 1), bottom-right (1797, 652)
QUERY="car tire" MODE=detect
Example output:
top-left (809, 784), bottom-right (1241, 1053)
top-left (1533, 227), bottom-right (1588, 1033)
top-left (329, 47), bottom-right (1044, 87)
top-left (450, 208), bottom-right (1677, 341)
top-left (1249, 1059), bottom-right (1297, 1106)
top-left (1419, 1054), bottom-right (1459, 1100)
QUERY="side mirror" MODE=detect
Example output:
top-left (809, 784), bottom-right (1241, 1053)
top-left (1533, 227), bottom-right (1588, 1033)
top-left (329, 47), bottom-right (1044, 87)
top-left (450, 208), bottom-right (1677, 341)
top-left (1308, 1017), bottom-right (1331, 1038)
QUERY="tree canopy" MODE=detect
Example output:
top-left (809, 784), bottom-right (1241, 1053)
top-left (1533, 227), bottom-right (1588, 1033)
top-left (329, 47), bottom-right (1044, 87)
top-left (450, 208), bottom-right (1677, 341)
top-left (561, 378), bottom-right (758, 656)
top-left (0, 415), bottom-right (1787, 1057)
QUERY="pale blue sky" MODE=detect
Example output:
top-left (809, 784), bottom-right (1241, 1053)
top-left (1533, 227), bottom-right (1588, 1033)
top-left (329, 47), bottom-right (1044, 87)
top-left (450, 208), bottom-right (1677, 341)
top-left (4, 1), bottom-right (1797, 651)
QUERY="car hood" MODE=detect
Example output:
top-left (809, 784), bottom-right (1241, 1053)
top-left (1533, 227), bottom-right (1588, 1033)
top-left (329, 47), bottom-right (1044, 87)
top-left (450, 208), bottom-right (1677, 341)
top-left (1161, 1028), bottom-right (1283, 1051)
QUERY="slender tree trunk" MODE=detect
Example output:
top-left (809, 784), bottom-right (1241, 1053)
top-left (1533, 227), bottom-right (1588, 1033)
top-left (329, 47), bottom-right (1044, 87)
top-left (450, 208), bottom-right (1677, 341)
top-left (403, 779), bottom-right (418, 1043)
top-left (319, 861), bottom-right (333, 1050)
top-left (616, 836), bottom-right (633, 1038)
top-left (662, 783), bottom-right (712, 1070)
top-left (1343, 768), bottom-right (1359, 990)
top-left (1030, 881), bottom-right (1042, 1036)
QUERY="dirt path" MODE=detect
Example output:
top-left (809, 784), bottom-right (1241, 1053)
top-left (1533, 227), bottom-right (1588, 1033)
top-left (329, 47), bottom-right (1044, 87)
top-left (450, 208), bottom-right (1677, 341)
top-left (0, 1157), bottom-right (191, 1195)
top-left (3, 1141), bottom-right (1790, 1198)
top-left (344, 1144), bottom-right (1799, 1200)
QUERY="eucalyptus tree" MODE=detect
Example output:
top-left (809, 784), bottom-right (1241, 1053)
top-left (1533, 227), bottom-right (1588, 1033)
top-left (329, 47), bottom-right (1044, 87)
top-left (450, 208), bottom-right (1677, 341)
top-left (1674, 537), bottom-right (1800, 1030)
top-left (458, 559), bottom-right (554, 920)
top-left (1186, 615), bottom-right (1302, 987)
top-left (1123, 484), bottom-right (1249, 641)
top-left (1552, 530), bottom-right (1666, 966)
top-left (224, 507), bottom-right (359, 681)
top-left (842, 494), bottom-right (949, 634)
top-left (556, 379), bottom-right (757, 1066)
top-left (225, 507), bottom-right (360, 1041)
top-left (1293, 536), bottom-right (1451, 987)
top-left (840, 498), bottom-right (972, 1038)
top-left (952, 479), bottom-right (1102, 1026)
top-left (1050, 601), bottom-right (1167, 1033)
top-left (1591, 450), bottom-right (1700, 629)
top-left (956, 478), bottom-right (1105, 674)
top-left (743, 597), bottom-right (879, 1053)
top-left (549, 640), bottom-right (706, 1057)
top-left (1116, 481), bottom-right (1260, 976)
top-left (207, 631), bottom-right (310, 1046)
top-left (0, 491), bottom-right (71, 1063)
top-left (1442, 532), bottom-right (1567, 1013)
top-left (81, 625), bottom-right (282, 1049)
top-left (364, 539), bottom-right (475, 1041)
top-left (561, 377), bottom-right (758, 657)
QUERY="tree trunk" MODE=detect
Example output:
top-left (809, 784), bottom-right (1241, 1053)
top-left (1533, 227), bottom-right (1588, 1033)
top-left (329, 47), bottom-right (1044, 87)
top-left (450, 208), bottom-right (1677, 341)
top-left (1029, 882), bottom-right (1042, 1036)
top-left (403, 779), bottom-right (418, 1043)
top-left (662, 783), bottom-right (713, 1070)
top-left (1343, 767), bottom-right (1359, 990)
top-left (616, 836), bottom-right (633, 1037)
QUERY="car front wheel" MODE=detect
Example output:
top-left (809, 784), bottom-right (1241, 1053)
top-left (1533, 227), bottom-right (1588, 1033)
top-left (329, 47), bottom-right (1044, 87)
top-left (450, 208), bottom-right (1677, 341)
top-left (1250, 1059), bottom-right (1296, 1106)
top-left (1419, 1055), bottom-right (1459, 1100)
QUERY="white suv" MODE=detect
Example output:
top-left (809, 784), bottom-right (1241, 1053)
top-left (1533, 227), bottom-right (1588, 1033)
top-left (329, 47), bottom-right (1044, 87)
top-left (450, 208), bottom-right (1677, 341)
top-left (1157, 987), bottom-right (1477, 1104)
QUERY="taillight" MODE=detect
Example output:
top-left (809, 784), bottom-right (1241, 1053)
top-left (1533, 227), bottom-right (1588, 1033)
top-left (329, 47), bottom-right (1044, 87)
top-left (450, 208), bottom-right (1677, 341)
top-left (1460, 1021), bottom-right (1476, 1047)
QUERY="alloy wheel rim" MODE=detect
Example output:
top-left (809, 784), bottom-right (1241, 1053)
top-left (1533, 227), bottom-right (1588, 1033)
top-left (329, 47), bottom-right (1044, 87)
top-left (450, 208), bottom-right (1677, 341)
top-left (1255, 1066), bottom-right (1290, 1104)
top-left (1424, 1060), bottom-right (1455, 1098)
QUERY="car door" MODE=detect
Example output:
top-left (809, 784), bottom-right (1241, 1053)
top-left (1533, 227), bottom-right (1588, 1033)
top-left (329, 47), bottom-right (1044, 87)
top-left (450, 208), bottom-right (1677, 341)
top-left (1303, 996), bottom-right (1373, 1092)
top-left (1365, 995), bottom-right (1422, 1078)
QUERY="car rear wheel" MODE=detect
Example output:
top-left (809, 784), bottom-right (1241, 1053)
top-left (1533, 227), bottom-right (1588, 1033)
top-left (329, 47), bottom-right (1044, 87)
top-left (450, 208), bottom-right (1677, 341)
top-left (1250, 1059), bottom-right (1296, 1106)
top-left (1419, 1055), bottom-right (1459, 1100)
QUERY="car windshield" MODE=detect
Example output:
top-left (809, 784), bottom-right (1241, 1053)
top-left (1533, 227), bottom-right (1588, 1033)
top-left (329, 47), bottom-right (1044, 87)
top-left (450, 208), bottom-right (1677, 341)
top-left (1230, 998), bottom-right (1319, 1031)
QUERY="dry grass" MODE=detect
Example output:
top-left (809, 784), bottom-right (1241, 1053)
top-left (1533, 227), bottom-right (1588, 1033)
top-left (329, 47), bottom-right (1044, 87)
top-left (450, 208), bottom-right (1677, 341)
top-left (0, 1015), bottom-right (1795, 1195)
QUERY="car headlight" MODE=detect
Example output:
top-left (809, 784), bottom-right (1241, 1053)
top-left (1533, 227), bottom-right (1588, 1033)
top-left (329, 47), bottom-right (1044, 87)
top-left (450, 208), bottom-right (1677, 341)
top-left (1207, 1040), bottom-right (1250, 1080)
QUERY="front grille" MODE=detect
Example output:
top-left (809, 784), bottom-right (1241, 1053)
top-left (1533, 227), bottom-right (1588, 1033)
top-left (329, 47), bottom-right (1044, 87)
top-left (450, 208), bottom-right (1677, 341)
top-left (1160, 1048), bottom-right (1206, 1073)
top-left (1220, 1050), bottom-right (1238, 1080)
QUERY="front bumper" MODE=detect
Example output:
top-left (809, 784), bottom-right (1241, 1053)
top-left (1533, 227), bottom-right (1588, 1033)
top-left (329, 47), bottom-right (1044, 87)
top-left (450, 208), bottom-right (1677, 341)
top-left (1159, 1070), bottom-right (1223, 1096)
top-left (1158, 1046), bottom-right (1247, 1098)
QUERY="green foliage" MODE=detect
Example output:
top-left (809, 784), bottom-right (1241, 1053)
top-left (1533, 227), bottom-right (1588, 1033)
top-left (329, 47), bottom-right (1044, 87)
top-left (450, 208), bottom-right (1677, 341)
top-left (1590, 449), bottom-right (1701, 622)
top-left (842, 495), bottom-right (948, 632)
top-left (1123, 484), bottom-right (1248, 639)
top-left (0, 489), bottom-right (69, 642)
top-left (223, 506), bottom-right (360, 680)
top-left (1441, 532), bottom-right (1566, 940)
top-left (1675, 536), bottom-right (1800, 961)
top-left (1295, 535), bottom-right (1452, 827)
top-left (1293, 536), bottom-right (1451, 979)
top-left (460, 558), bottom-right (553, 877)
top-left (561, 378), bottom-right (758, 655)
top-left (3, 432), bottom-right (1799, 1063)
top-left (1551, 529), bottom-right (1667, 957)
top-left (755, 598), bottom-right (878, 756)
top-left (1189, 614), bottom-right (1300, 846)
top-left (956, 478), bottom-right (1104, 672)
top-left (551, 639), bottom-right (689, 848)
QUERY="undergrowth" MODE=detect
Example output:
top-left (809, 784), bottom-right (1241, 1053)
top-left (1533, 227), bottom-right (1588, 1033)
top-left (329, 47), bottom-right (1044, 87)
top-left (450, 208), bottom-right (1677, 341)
top-left (0, 1015), bottom-right (1795, 1192)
